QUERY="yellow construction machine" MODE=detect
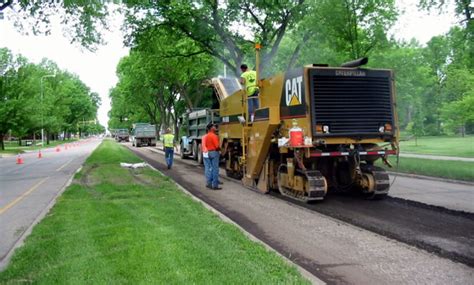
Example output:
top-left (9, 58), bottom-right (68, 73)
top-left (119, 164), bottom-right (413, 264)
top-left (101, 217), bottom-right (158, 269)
top-left (208, 49), bottom-right (399, 202)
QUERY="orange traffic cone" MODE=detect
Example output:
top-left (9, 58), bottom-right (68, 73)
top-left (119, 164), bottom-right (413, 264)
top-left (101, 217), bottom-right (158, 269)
top-left (56, 146), bottom-right (60, 152)
top-left (38, 149), bottom-right (42, 159)
top-left (16, 154), bottom-right (24, 164)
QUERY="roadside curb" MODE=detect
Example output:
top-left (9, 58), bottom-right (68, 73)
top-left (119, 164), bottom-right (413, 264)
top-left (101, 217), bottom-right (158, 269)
top-left (0, 153), bottom-right (16, 158)
top-left (388, 171), bottom-right (474, 186)
top-left (0, 166), bottom-right (83, 271)
top-left (145, 162), bottom-right (325, 285)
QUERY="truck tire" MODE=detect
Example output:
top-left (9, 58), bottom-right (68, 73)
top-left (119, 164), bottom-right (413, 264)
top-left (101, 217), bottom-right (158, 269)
top-left (180, 142), bottom-right (188, 159)
top-left (197, 143), bottom-right (203, 165)
top-left (192, 141), bottom-right (198, 161)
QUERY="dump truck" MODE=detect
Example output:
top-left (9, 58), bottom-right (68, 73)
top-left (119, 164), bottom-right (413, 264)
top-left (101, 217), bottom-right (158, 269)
top-left (179, 108), bottom-right (220, 164)
top-left (115, 129), bottom-right (130, 142)
top-left (210, 55), bottom-right (399, 202)
top-left (131, 123), bottom-right (157, 147)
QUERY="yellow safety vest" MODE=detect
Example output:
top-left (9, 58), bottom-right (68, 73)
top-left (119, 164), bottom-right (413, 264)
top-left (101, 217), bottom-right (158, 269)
top-left (241, 70), bottom-right (259, 96)
top-left (163, 133), bottom-right (174, 148)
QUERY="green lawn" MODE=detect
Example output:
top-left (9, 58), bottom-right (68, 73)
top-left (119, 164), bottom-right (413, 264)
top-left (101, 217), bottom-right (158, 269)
top-left (399, 135), bottom-right (474, 157)
top-left (377, 156), bottom-right (474, 182)
top-left (1, 139), bottom-right (78, 154)
top-left (0, 140), bottom-right (308, 284)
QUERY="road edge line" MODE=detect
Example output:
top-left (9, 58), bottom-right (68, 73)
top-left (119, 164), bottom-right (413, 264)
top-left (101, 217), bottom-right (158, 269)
top-left (0, 166), bottom-right (83, 271)
top-left (145, 162), bottom-right (325, 285)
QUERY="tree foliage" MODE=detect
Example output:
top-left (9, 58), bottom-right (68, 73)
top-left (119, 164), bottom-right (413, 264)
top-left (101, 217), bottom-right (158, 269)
top-left (0, 48), bottom-right (102, 150)
top-left (108, 26), bottom-right (214, 136)
top-left (5, 1), bottom-right (473, 137)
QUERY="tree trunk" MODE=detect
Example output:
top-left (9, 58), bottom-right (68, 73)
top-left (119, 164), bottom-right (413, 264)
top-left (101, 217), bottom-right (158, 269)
top-left (157, 123), bottom-right (162, 140)
top-left (407, 106), bottom-right (413, 126)
top-left (18, 137), bottom-right (21, 147)
top-left (174, 120), bottom-right (179, 139)
top-left (0, 134), bottom-right (4, 151)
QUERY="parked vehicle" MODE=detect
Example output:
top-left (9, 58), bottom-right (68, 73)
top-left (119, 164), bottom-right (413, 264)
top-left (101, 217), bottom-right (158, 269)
top-left (179, 109), bottom-right (219, 164)
top-left (131, 123), bottom-right (157, 147)
top-left (115, 129), bottom-right (130, 142)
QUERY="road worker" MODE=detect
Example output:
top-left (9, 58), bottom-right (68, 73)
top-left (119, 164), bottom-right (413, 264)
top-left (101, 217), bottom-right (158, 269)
top-left (204, 123), bottom-right (221, 190)
top-left (240, 64), bottom-right (259, 122)
top-left (202, 124), bottom-right (210, 188)
top-left (163, 128), bottom-right (177, 169)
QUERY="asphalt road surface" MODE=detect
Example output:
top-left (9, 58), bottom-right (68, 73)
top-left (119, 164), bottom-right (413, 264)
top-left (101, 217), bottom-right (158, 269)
top-left (389, 175), bottom-right (474, 213)
top-left (128, 145), bottom-right (473, 285)
top-left (0, 139), bottom-right (101, 268)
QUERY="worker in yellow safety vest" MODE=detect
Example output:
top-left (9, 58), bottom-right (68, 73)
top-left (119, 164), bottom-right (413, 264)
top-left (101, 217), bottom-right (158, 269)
top-left (240, 64), bottom-right (259, 122)
top-left (163, 128), bottom-right (177, 169)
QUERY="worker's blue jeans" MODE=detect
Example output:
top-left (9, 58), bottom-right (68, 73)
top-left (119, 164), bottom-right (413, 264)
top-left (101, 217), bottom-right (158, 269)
top-left (208, 151), bottom-right (220, 188)
top-left (204, 154), bottom-right (211, 186)
top-left (165, 147), bottom-right (174, 168)
top-left (248, 97), bottom-right (259, 120)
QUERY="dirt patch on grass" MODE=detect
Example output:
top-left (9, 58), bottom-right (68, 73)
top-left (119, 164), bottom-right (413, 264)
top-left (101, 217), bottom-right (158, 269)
top-left (129, 168), bottom-right (160, 187)
top-left (73, 163), bottom-right (103, 198)
top-left (75, 163), bottom-right (99, 187)
top-left (75, 163), bottom-right (159, 191)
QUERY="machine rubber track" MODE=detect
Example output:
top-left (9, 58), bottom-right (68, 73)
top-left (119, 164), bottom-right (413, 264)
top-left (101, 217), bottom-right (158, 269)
top-left (361, 164), bottom-right (390, 199)
top-left (278, 167), bottom-right (327, 203)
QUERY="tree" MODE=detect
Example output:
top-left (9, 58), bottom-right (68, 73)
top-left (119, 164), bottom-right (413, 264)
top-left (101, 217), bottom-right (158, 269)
top-left (109, 25), bottom-right (215, 136)
top-left (0, 49), bottom-right (41, 150)
top-left (0, 48), bottom-right (19, 150)
top-left (419, 0), bottom-right (472, 25)
top-left (9, 1), bottom-right (110, 49)
top-left (308, 0), bottom-right (398, 59)
top-left (122, 0), bottom-right (311, 76)
top-left (419, 0), bottom-right (473, 68)
top-left (0, 48), bottom-right (100, 149)
top-left (441, 92), bottom-right (474, 136)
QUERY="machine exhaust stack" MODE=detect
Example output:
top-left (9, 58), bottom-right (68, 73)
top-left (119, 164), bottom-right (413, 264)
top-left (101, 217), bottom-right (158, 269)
top-left (341, 57), bottom-right (368, 68)
top-left (255, 43), bottom-right (261, 85)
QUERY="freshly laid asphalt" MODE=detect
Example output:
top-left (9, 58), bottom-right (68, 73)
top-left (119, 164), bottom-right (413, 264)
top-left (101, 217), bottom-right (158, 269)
top-left (0, 139), bottom-right (101, 269)
top-left (129, 145), bottom-right (473, 284)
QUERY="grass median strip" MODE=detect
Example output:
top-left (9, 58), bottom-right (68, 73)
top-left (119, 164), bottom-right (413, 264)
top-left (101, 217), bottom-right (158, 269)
top-left (378, 156), bottom-right (474, 182)
top-left (0, 140), bottom-right (309, 284)
top-left (399, 135), bottom-right (474, 157)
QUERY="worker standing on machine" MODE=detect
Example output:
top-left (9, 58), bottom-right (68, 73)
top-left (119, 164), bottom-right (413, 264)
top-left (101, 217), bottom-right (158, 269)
top-left (163, 128), bottom-right (177, 169)
top-left (240, 64), bottom-right (259, 123)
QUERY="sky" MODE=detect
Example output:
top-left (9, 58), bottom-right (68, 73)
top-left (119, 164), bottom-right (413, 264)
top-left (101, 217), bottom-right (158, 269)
top-left (0, 1), bottom-right (459, 128)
